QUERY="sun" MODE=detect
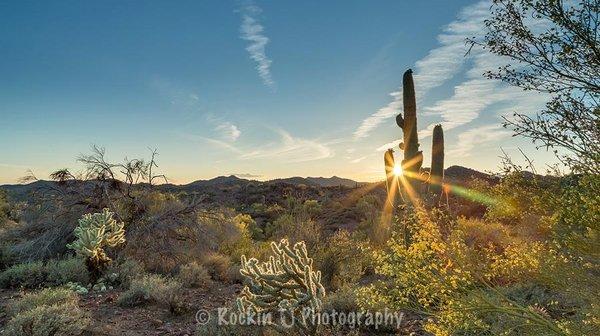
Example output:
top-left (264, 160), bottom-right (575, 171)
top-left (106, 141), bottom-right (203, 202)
top-left (393, 164), bottom-right (402, 176)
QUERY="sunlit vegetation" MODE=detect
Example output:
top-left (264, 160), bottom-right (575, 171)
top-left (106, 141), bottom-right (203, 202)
top-left (0, 1), bottom-right (598, 335)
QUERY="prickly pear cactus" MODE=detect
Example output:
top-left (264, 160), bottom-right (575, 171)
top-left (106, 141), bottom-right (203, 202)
top-left (237, 239), bottom-right (326, 334)
top-left (67, 209), bottom-right (125, 283)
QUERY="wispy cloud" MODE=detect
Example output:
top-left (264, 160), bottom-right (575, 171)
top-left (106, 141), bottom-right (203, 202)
top-left (150, 77), bottom-right (201, 111)
top-left (447, 124), bottom-right (511, 157)
top-left (216, 122), bottom-right (241, 142)
top-left (354, 1), bottom-right (489, 139)
top-left (418, 50), bottom-right (544, 137)
top-left (242, 129), bottom-right (333, 163)
top-left (350, 156), bottom-right (368, 163)
top-left (240, 3), bottom-right (275, 88)
top-left (354, 90), bottom-right (402, 139)
top-left (376, 139), bottom-right (402, 152)
top-left (179, 133), bottom-right (243, 154)
top-left (369, 0), bottom-right (547, 154)
top-left (183, 128), bottom-right (333, 163)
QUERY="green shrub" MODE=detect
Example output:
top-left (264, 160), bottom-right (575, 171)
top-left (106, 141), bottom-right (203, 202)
top-left (0, 244), bottom-right (12, 272)
top-left (45, 258), bottom-right (88, 286)
top-left (0, 261), bottom-right (46, 289)
top-left (106, 258), bottom-right (145, 288)
top-left (318, 230), bottom-right (367, 291)
top-left (178, 261), bottom-right (211, 288)
top-left (552, 174), bottom-right (600, 260)
top-left (0, 258), bottom-right (88, 289)
top-left (117, 274), bottom-right (183, 313)
top-left (323, 286), bottom-right (360, 313)
top-left (7, 287), bottom-right (79, 317)
top-left (200, 211), bottom-right (254, 263)
top-left (4, 303), bottom-right (90, 336)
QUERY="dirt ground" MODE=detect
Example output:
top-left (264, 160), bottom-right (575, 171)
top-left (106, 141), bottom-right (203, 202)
top-left (0, 283), bottom-right (242, 336)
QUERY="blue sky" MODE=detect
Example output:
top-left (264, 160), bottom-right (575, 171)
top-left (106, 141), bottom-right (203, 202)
top-left (0, 0), bottom-right (558, 184)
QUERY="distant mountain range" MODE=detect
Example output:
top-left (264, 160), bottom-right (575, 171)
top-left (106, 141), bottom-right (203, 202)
top-left (0, 165), bottom-right (506, 210)
top-left (268, 176), bottom-right (359, 188)
top-left (179, 165), bottom-right (494, 188)
top-left (1, 165), bottom-right (497, 196)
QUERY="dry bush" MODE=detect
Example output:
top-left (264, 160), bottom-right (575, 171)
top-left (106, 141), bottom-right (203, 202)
top-left (117, 273), bottom-right (184, 313)
top-left (322, 286), bottom-right (360, 314)
top-left (4, 288), bottom-right (89, 336)
top-left (202, 253), bottom-right (231, 282)
top-left (178, 261), bottom-right (211, 288)
top-left (4, 303), bottom-right (90, 336)
top-left (122, 194), bottom-right (210, 274)
top-left (225, 264), bottom-right (245, 284)
top-left (7, 287), bottom-right (79, 317)
top-left (3, 202), bottom-right (89, 263)
top-left (458, 218), bottom-right (513, 252)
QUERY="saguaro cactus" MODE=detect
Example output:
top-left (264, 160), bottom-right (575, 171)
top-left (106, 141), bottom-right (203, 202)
top-left (384, 149), bottom-right (398, 206)
top-left (237, 239), bottom-right (325, 334)
top-left (429, 124), bottom-right (444, 195)
top-left (396, 69), bottom-right (423, 196)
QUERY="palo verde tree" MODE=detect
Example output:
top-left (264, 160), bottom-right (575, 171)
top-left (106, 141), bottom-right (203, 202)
top-left (472, 0), bottom-right (600, 174)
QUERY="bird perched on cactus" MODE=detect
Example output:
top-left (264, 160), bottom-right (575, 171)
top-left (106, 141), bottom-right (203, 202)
top-left (67, 209), bottom-right (125, 284)
top-left (237, 239), bottom-right (325, 335)
top-left (395, 69), bottom-right (423, 198)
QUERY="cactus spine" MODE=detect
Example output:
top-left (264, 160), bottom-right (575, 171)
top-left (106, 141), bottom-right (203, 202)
top-left (396, 69), bottom-right (423, 196)
top-left (237, 239), bottom-right (325, 334)
top-left (430, 124), bottom-right (444, 195)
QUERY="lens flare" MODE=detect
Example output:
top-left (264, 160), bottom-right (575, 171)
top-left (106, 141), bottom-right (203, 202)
top-left (393, 165), bottom-right (402, 176)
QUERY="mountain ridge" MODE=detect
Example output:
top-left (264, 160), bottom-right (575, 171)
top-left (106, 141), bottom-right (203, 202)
top-left (1, 165), bottom-right (495, 190)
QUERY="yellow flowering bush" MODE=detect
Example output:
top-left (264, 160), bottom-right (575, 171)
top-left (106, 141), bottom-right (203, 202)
top-left (357, 203), bottom-right (596, 335)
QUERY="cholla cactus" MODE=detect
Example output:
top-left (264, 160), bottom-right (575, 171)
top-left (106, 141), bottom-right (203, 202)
top-left (237, 239), bottom-right (325, 335)
top-left (67, 209), bottom-right (125, 283)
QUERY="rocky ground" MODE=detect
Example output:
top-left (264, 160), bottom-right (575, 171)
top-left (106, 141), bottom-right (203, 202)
top-left (0, 283), bottom-right (242, 336)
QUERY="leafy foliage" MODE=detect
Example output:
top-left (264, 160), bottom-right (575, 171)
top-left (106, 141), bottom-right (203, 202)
top-left (474, 0), bottom-right (600, 173)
